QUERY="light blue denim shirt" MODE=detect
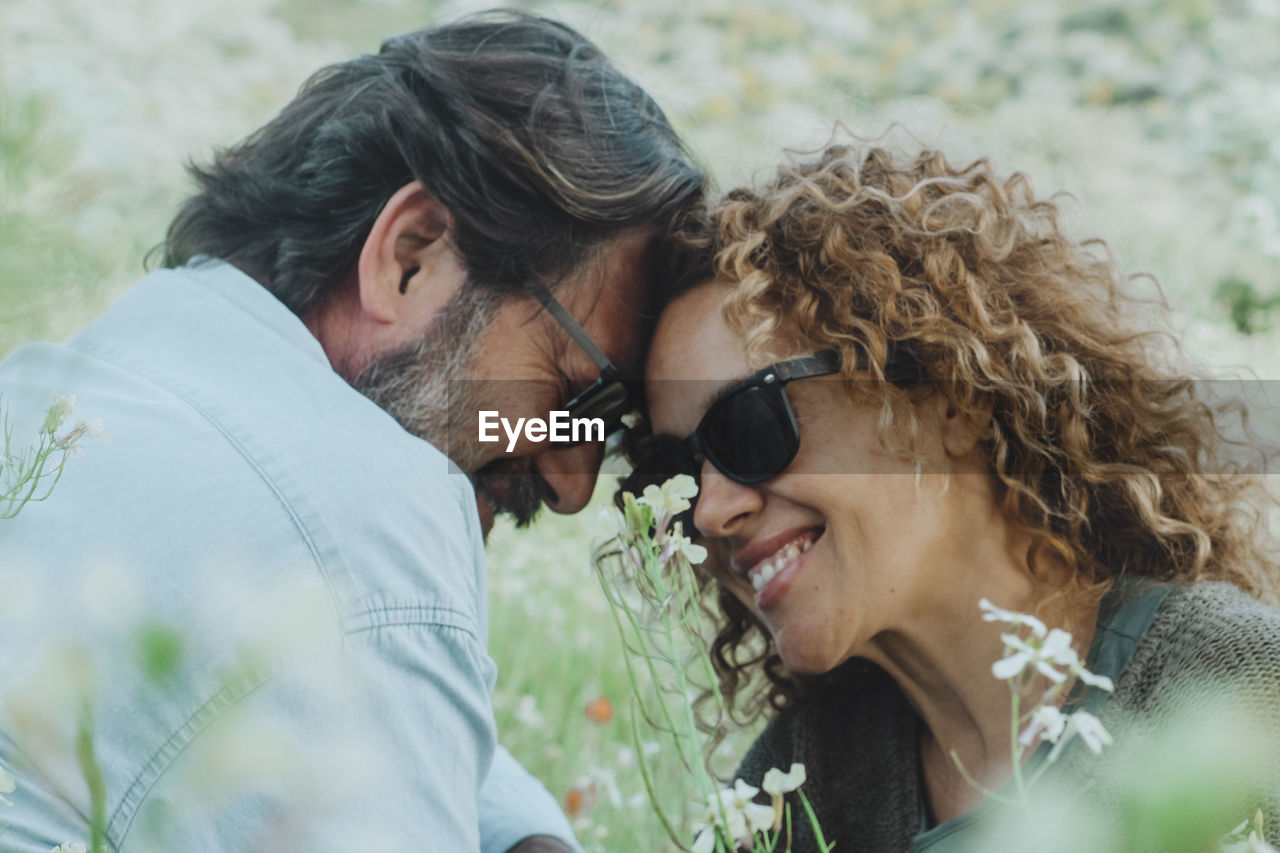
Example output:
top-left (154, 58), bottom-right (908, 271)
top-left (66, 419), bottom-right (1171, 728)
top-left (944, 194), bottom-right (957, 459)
top-left (0, 259), bottom-right (580, 852)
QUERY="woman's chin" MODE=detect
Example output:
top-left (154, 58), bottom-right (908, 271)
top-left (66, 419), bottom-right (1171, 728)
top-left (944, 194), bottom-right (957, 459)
top-left (773, 632), bottom-right (846, 676)
top-left (781, 658), bottom-right (829, 677)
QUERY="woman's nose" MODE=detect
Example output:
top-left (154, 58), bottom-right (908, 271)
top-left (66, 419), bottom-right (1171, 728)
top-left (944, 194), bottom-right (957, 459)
top-left (533, 441), bottom-right (606, 514)
top-left (692, 461), bottom-right (763, 537)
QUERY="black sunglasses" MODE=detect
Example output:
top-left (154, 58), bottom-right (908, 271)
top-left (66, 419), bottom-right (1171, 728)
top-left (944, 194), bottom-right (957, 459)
top-left (615, 350), bottom-right (839, 536)
top-left (680, 349), bottom-right (843, 483)
top-left (621, 343), bottom-right (925, 529)
top-left (524, 279), bottom-right (632, 447)
top-left (655, 348), bottom-right (844, 484)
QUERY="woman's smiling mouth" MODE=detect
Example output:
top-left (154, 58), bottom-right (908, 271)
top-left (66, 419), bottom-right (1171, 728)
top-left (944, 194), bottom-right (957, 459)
top-left (731, 527), bottom-right (824, 607)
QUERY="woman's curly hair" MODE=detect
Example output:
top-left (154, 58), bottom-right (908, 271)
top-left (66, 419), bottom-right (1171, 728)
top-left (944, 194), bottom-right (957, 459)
top-left (698, 142), bottom-right (1280, 723)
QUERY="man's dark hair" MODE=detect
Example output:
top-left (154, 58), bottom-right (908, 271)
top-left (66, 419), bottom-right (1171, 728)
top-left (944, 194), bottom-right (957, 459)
top-left (161, 10), bottom-right (705, 316)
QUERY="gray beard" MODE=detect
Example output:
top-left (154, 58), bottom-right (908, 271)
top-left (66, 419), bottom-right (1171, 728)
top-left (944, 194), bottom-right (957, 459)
top-left (353, 285), bottom-right (549, 528)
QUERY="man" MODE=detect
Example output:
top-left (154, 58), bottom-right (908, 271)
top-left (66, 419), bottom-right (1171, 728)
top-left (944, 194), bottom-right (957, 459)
top-left (0, 11), bottom-right (704, 852)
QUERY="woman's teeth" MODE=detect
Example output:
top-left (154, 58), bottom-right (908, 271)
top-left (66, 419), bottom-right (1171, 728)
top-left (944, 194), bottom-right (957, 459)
top-left (750, 538), bottom-right (813, 592)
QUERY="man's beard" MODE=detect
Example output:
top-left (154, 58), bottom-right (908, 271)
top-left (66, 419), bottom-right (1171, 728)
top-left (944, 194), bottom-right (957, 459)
top-left (352, 284), bottom-right (550, 528)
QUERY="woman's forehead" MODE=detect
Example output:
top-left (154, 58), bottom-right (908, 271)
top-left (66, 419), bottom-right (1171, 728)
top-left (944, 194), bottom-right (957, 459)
top-left (645, 282), bottom-right (749, 434)
top-left (647, 281), bottom-right (746, 381)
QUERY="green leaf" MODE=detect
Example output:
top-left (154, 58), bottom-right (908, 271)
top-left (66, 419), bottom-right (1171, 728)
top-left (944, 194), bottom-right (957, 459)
top-left (137, 623), bottom-right (185, 683)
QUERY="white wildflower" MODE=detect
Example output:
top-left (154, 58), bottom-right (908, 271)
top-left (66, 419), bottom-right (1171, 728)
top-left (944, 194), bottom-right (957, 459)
top-left (716, 778), bottom-right (773, 829)
top-left (762, 763), bottom-right (808, 830)
top-left (50, 845), bottom-right (87, 853)
top-left (992, 628), bottom-right (1077, 683)
top-left (1221, 812), bottom-right (1276, 853)
top-left (41, 393), bottom-right (76, 435)
top-left (82, 419), bottom-right (109, 441)
top-left (726, 779), bottom-right (775, 837)
top-left (1068, 712), bottom-right (1113, 754)
top-left (979, 597), bottom-right (1047, 638)
top-left (1019, 705), bottom-right (1068, 748)
top-left (762, 763), bottom-right (806, 796)
top-left (980, 599), bottom-right (1113, 692)
top-left (694, 779), bottom-right (775, 849)
top-left (639, 483), bottom-right (672, 514)
top-left (513, 694), bottom-right (544, 728)
top-left (1039, 629), bottom-right (1079, 667)
top-left (638, 474), bottom-right (698, 519)
top-left (658, 522), bottom-right (707, 566)
top-left (1074, 666), bottom-right (1115, 692)
top-left (691, 827), bottom-right (716, 853)
top-left (1220, 831), bottom-right (1277, 853)
top-left (1047, 711), bottom-right (1114, 762)
top-left (52, 415), bottom-right (111, 458)
top-left (592, 766), bottom-right (623, 808)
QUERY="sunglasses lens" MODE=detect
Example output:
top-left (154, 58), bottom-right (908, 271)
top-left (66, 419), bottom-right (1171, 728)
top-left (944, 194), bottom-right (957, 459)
top-left (701, 385), bottom-right (798, 484)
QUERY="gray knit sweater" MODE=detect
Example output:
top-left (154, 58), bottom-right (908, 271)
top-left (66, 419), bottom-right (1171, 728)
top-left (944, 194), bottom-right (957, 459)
top-left (734, 582), bottom-right (1280, 852)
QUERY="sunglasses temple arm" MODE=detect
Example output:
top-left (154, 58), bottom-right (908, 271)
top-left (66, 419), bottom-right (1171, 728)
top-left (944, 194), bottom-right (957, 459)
top-left (523, 280), bottom-right (614, 371)
top-left (772, 349), bottom-right (843, 381)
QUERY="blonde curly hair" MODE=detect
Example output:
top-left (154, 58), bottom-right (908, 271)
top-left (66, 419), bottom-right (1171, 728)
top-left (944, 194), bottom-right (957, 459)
top-left (700, 143), bottom-right (1279, 721)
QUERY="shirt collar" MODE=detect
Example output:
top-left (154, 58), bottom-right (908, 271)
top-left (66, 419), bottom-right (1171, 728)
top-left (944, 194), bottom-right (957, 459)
top-left (181, 255), bottom-right (332, 368)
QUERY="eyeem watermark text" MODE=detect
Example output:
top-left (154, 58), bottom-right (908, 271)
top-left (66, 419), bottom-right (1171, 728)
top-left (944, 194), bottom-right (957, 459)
top-left (478, 410), bottom-right (604, 452)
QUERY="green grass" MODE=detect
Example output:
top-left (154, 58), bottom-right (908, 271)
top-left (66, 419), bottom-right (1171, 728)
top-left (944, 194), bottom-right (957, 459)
top-left (0, 86), bottom-right (152, 356)
top-left (485, 479), bottom-right (764, 851)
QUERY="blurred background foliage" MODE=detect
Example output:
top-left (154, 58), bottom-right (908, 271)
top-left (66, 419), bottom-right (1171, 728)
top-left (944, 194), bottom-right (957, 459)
top-left (3, 0), bottom-right (1279, 362)
top-left (3, 0), bottom-right (1278, 849)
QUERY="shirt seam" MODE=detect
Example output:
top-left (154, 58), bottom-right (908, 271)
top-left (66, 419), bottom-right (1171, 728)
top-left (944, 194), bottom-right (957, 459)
top-left (108, 667), bottom-right (265, 845)
top-left (64, 340), bottom-right (356, 847)
top-left (107, 612), bottom-right (480, 847)
top-left (69, 340), bottom-right (349, 635)
top-left (348, 604), bottom-right (480, 639)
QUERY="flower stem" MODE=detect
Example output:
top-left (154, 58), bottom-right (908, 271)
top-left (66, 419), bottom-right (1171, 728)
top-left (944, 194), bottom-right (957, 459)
top-left (798, 791), bottom-right (835, 853)
top-left (75, 701), bottom-right (107, 853)
top-left (947, 748), bottom-right (1016, 807)
top-left (1010, 688), bottom-right (1027, 803)
top-left (627, 696), bottom-right (687, 850)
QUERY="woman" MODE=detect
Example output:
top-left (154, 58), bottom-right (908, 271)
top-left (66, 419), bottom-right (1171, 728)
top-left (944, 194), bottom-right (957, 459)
top-left (634, 144), bottom-right (1280, 851)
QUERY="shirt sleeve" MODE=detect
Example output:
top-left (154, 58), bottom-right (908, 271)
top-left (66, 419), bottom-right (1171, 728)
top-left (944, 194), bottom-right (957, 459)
top-left (479, 745), bottom-right (583, 853)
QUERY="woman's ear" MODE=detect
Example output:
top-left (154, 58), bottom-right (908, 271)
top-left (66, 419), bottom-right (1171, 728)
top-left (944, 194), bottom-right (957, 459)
top-left (355, 181), bottom-right (461, 326)
top-left (938, 391), bottom-right (994, 459)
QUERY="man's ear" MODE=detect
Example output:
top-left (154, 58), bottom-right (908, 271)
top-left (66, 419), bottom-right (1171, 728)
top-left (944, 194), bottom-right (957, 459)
top-left (355, 182), bottom-right (461, 326)
top-left (938, 391), bottom-right (994, 460)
